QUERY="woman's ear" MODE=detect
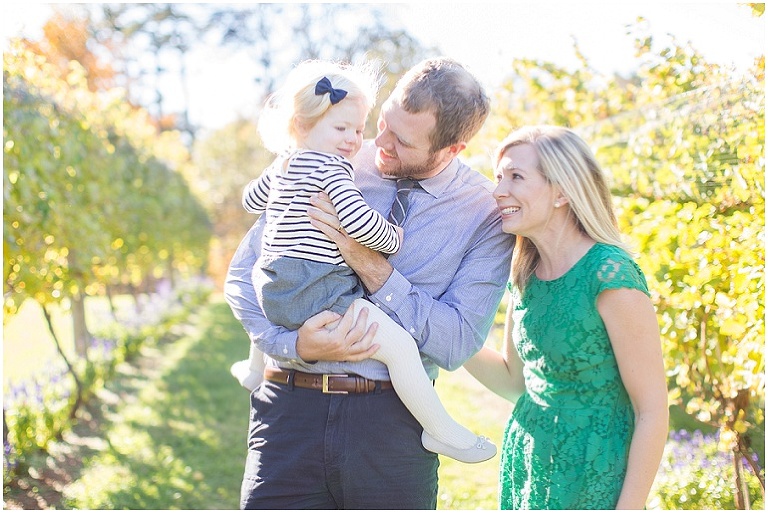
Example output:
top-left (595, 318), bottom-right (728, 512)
top-left (553, 192), bottom-right (569, 209)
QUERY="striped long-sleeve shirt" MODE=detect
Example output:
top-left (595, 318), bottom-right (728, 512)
top-left (242, 150), bottom-right (401, 265)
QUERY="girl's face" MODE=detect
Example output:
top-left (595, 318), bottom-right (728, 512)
top-left (299, 97), bottom-right (367, 159)
top-left (493, 143), bottom-right (556, 236)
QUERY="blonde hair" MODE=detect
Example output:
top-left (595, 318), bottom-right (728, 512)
top-left (258, 59), bottom-right (380, 154)
top-left (496, 125), bottom-right (632, 291)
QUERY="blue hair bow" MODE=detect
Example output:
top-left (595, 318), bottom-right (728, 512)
top-left (315, 77), bottom-right (348, 105)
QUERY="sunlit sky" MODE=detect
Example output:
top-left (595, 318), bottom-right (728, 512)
top-left (3, 2), bottom-right (765, 131)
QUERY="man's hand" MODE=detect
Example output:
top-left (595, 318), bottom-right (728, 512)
top-left (308, 192), bottom-right (394, 293)
top-left (296, 305), bottom-right (380, 362)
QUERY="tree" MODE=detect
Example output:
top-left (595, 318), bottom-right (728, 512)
top-left (209, 4), bottom-right (429, 95)
top-left (85, 3), bottom-right (432, 144)
top-left (22, 10), bottom-right (116, 93)
top-left (92, 3), bottom-right (206, 139)
top-left (4, 41), bottom-right (211, 421)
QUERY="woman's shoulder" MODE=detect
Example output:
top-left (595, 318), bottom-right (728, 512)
top-left (586, 242), bottom-right (633, 263)
top-left (586, 243), bottom-right (649, 294)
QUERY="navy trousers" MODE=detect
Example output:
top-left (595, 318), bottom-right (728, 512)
top-left (240, 377), bottom-right (440, 509)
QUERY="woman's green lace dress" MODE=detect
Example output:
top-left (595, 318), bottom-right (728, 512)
top-left (500, 243), bottom-right (650, 509)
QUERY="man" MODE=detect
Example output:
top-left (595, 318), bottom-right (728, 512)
top-left (225, 57), bottom-right (514, 509)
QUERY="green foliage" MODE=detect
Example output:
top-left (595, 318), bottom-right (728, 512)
top-left (609, 41), bottom-right (765, 484)
top-left (4, 368), bottom-right (75, 465)
top-left (3, 40), bottom-right (211, 318)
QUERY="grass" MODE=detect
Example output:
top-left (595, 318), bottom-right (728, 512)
top-left (435, 365), bottom-right (512, 510)
top-left (59, 298), bottom-right (250, 509)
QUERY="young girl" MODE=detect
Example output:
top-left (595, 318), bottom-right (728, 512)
top-left (229, 59), bottom-right (495, 464)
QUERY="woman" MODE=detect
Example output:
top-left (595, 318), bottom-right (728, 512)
top-left (465, 126), bottom-right (669, 509)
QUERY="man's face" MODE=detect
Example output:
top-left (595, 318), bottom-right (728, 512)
top-left (373, 99), bottom-right (443, 179)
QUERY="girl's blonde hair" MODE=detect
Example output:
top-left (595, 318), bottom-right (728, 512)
top-left (495, 125), bottom-right (632, 291)
top-left (258, 59), bottom-right (381, 154)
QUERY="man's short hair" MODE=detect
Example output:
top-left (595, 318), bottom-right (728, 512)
top-left (393, 57), bottom-right (490, 151)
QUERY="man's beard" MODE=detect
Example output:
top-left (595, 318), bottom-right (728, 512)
top-left (382, 149), bottom-right (441, 179)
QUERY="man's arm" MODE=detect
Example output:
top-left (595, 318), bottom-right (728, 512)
top-left (369, 228), bottom-right (511, 370)
top-left (308, 193), bottom-right (393, 293)
top-left (308, 192), bottom-right (513, 371)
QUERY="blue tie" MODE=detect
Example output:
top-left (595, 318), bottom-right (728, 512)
top-left (388, 178), bottom-right (419, 226)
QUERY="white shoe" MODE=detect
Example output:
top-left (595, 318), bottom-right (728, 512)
top-left (421, 431), bottom-right (497, 463)
top-left (230, 360), bottom-right (262, 392)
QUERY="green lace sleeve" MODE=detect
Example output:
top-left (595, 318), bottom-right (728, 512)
top-left (593, 246), bottom-right (650, 298)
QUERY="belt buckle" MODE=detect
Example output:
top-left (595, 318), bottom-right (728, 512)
top-left (322, 374), bottom-right (349, 394)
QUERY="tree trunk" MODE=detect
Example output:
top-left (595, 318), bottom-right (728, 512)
top-left (738, 435), bottom-right (765, 493)
top-left (734, 448), bottom-right (751, 510)
top-left (41, 303), bottom-right (84, 422)
top-left (66, 249), bottom-right (91, 356)
top-left (167, 252), bottom-right (176, 289)
top-left (71, 291), bottom-right (90, 357)
top-left (129, 283), bottom-right (142, 315)
top-left (105, 284), bottom-right (118, 321)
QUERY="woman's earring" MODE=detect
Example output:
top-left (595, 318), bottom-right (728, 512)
top-left (554, 201), bottom-right (561, 208)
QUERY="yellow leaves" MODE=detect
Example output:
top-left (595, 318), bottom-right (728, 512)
top-left (714, 291), bottom-right (736, 307)
top-left (719, 319), bottom-right (748, 341)
top-left (625, 173), bottom-right (763, 436)
top-left (733, 419), bottom-right (749, 434)
top-left (674, 363), bottom-right (692, 388)
top-left (666, 386), bottom-right (682, 404)
top-left (686, 397), bottom-right (710, 419)
top-left (718, 429), bottom-right (736, 452)
top-left (699, 287), bottom-right (716, 306)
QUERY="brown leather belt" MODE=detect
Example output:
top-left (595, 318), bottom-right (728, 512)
top-left (264, 367), bottom-right (393, 394)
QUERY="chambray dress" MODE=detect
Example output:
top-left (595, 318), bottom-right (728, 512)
top-left (500, 243), bottom-right (649, 509)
